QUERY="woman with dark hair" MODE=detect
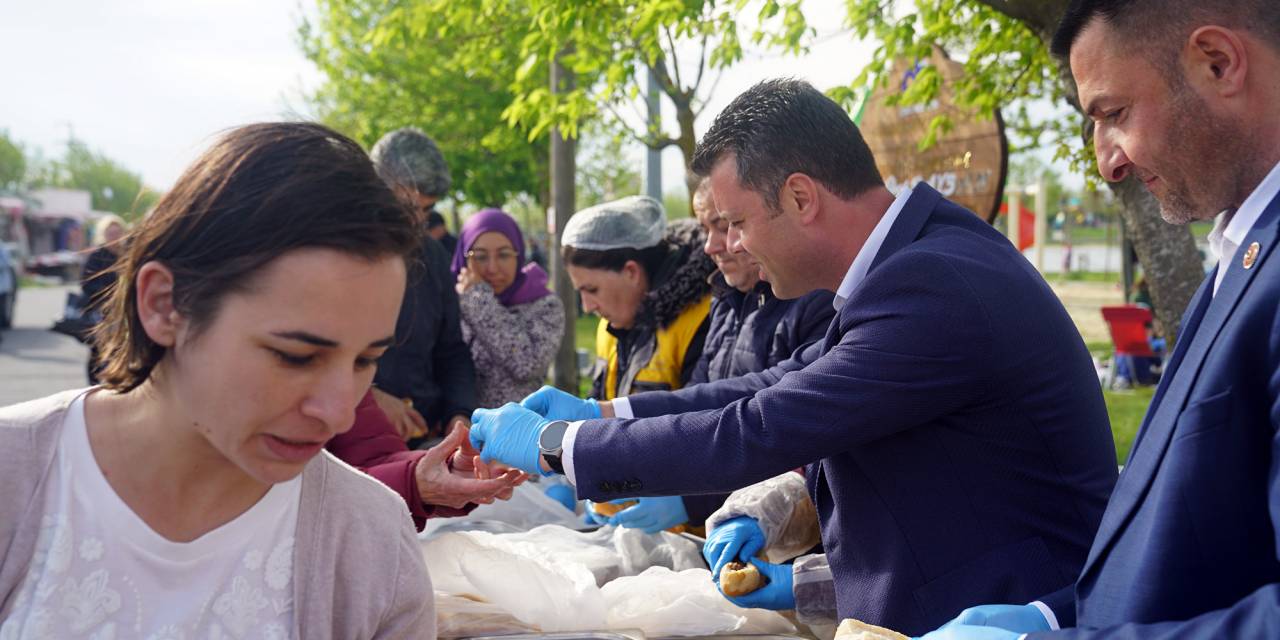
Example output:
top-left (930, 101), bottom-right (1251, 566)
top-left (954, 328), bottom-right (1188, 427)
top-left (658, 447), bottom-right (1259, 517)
top-left (452, 208), bottom-right (564, 407)
top-left (562, 196), bottom-right (714, 401)
top-left (0, 123), bottom-right (436, 638)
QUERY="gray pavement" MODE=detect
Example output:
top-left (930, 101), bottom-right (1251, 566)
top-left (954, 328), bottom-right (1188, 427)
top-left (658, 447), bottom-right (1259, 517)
top-left (0, 284), bottom-right (91, 406)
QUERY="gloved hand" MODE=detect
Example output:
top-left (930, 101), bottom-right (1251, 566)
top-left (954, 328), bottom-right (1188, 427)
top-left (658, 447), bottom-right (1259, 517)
top-left (723, 558), bottom-right (795, 610)
top-left (704, 516), bottom-right (767, 577)
top-left (521, 385), bottom-right (600, 420)
top-left (544, 483), bottom-right (577, 511)
top-left (944, 604), bottom-right (1051, 633)
top-left (469, 403), bottom-right (550, 476)
top-left (587, 497), bottom-right (689, 533)
top-left (915, 625), bottom-right (1021, 640)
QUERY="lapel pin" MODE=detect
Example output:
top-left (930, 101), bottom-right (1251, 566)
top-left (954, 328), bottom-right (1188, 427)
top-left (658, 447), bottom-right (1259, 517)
top-left (1242, 242), bottom-right (1260, 269)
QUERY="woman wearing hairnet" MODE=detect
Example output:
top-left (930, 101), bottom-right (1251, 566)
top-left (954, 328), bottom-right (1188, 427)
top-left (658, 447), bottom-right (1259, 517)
top-left (557, 195), bottom-right (715, 532)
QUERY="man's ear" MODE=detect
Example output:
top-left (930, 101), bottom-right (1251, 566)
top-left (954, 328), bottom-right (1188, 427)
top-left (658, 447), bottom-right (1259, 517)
top-left (135, 261), bottom-right (182, 348)
top-left (1185, 26), bottom-right (1248, 98)
top-left (781, 173), bottom-right (821, 224)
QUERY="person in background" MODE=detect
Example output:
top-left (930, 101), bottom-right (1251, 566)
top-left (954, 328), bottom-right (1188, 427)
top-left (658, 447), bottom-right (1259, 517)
top-left (921, 0), bottom-right (1280, 637)
top-left (566, 196), bottom-right (714, 402)
top-left (689, 177), bottom-right (835, 384)
top-left (428, 210), bottom-right (458, 256)
top-left (452, 208), bottom-right (564, 408)
top-left (369, 127), bottom-right (476, 441)
top-left (569, 181), bottom-right (836, 534)
top-left (0, 122), bottom-right (434, 638)
top-left (81, 214), bottom-right (128, 383)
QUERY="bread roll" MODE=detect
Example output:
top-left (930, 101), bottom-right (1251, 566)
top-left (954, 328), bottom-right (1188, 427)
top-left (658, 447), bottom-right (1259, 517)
top-left (591, 500), bottom-right (637, 517)
top-left (834, 618), bottom-right (909, 640)
top-left (718, 561), bottom-right (765, 596)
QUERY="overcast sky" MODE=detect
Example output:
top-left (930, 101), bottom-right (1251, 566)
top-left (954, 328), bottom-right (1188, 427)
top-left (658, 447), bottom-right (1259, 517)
top-left (0, 1), bottom-right (1067, 199)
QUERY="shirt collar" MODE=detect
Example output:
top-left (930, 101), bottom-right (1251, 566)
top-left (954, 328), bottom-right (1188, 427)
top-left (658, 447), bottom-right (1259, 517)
top-left (833, 186), bottom-right (914, 310)
top-left (1224, 158), bottom-right (1280, 248)
top-left (1209, 159), bottom-right (1280, 294)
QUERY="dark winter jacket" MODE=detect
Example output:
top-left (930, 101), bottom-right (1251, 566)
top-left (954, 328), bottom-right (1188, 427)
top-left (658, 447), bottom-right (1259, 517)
top-left (590, 219), bottom-right (715, 400)
top-left (690, 277), bottom-right (836, 384)
top-left (374, 235), bottom-right (477, 428)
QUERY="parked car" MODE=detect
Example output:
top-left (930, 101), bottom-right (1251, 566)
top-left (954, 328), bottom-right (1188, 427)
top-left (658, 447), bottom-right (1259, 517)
top-left (0, 243), bottom-right (16, 329)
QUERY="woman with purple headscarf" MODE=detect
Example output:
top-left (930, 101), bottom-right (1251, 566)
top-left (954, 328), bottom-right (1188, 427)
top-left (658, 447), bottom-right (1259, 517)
top-left (452, 209), bottom-right (565, 407)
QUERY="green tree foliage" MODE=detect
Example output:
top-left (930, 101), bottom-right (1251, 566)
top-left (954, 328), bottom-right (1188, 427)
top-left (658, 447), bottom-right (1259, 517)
top-left (31, 139), bottom-right (157, 219)
top-left (575, 123), bottom-right (642, 210)
top-left (300, 0), bottom-right (549, 207)
top-left (0, 131), bottom-right (25, 190)
top-left (839, 0), bottom-right (1203, 342)
top-left (354, 0), bottom-right (812, 201)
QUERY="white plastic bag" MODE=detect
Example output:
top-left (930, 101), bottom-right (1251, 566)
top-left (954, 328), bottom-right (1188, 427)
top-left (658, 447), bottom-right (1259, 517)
top-left (424, 525), bottom-right (792, 636)
top-left (603, 567), bottom-right (797, 637)
top-left (421, 481), bottom-right (583, 538)
top-left (424, 529), bottom-right (608, 632)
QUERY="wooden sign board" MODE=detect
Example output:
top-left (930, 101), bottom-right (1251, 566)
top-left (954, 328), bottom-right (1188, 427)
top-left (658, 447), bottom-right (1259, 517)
top-left (859, 48), bottom-right (1008, 222)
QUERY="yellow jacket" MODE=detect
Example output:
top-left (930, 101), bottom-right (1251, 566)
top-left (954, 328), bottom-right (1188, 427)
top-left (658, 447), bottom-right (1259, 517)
top-left (593, 294), bottom-right (712, 400)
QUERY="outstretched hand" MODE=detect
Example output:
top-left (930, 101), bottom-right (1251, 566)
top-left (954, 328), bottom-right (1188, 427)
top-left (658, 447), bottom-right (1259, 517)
top-left (414, 423), bottom-right (525, 509)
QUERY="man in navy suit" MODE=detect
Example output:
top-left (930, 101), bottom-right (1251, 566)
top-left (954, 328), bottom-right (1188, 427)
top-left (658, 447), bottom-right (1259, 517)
top-left (470, 79), bottom-right (1118, 636)
top-left (919, 1), bottom-right (1280, 639)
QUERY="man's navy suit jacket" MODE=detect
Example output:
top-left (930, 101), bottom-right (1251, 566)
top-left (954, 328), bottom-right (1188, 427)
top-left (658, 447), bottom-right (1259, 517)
top-left (1032, 192), bottom-right (1280, 639)
top-left (573, 184), bottom-right (1119, 635)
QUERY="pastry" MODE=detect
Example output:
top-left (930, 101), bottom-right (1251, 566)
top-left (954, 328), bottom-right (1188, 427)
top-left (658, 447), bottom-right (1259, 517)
top-left (719, 561), bottom-right (765, 596)
top-left (834, 617), bottom-right (909, 640)
top-left (591, 500), bottom-right (637, 517)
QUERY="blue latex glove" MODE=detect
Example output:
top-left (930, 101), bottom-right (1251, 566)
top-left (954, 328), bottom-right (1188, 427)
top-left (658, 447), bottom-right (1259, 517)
top-left (521, 385), bottom-right (600, 420)
top-left (544, 483), bottom-right (577, 512)
top-left (914, 604), bottom-right (1049, 640)
top-left (723, 558), bottom-right (795, 610)
top-left (914, 625), bottom-right (1021, 640)
top-left (469, 403), bottom-right (550, 476)
top-left (703, 517), bottom-right (767, 577)
top-left (587, 497), bottom-right (689, 533)
top-left (945, 604), bottom-right (1050, 633)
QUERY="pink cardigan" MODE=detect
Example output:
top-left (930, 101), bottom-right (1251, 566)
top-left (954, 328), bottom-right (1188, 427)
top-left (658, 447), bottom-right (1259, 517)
top-left (0, 389), bottom-right (435, 639)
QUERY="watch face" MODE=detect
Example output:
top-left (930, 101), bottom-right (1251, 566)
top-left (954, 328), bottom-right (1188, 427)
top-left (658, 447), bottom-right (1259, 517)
top-left (539, 420), bottom-right (568, 451)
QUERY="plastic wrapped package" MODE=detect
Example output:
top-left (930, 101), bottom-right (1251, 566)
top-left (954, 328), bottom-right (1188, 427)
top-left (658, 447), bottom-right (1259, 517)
top-left (424, 528), bottom-right (608, 632)
top-left (421, 480), bottom-right (583, 538)
top-left (424, 525), bottom-right (780, 636)
top-left (792, 553), bottom-right (838, 627)
top-left (602, 567), bottom-right (796, 637)
top-left (706, 473), bottom-right (821, 563)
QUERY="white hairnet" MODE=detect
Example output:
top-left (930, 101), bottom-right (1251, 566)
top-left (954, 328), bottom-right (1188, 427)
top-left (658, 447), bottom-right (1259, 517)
top-left (562, 195), bottom-right (666, 251)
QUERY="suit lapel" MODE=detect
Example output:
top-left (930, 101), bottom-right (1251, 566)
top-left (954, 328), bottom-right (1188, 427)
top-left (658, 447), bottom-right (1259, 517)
top-left (1080, 196), bottom-right (1280, 581)
top-left (868, 184), bottom-right (941, 274)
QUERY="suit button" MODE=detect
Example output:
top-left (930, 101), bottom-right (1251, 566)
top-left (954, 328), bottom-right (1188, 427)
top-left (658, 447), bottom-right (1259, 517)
top-left (625, 480), bottom-right (643, 491)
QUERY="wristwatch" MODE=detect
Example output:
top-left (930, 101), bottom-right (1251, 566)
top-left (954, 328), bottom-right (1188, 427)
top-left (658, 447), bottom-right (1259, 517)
top-left (538, 420), bottom-right (571, 474)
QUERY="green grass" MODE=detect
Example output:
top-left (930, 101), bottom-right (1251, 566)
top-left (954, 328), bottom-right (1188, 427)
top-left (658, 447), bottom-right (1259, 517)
top-left (1058, 271), bottom-right (1121, 283)
top-left (1104, 386), bottom-right (1155, 464)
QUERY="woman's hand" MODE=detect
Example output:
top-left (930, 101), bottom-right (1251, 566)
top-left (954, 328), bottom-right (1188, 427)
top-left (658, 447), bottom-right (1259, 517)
top-left (455, 266), bottom-right (484, 295)
top-left (415, 424), bottom-right (525, 509)
top-left (371, 387), bottom-right (428, 440)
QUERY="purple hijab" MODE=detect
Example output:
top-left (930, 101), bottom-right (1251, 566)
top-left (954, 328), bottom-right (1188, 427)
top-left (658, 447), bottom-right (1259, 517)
top-left (450, 208), bottom-right (552, 307)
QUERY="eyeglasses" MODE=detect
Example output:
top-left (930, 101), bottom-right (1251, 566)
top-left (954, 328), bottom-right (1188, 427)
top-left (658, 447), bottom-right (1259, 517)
top-left (466, 250), bottom-right (519, 266)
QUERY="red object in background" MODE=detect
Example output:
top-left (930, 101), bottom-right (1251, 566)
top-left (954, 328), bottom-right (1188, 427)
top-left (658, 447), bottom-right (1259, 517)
top-left (1101, 305), bottom-right (1157, 358)
top-left (997, 202), bottom-right (1037, 251)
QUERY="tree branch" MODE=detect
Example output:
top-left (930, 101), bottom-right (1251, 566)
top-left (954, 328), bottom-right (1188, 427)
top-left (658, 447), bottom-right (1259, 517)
top-left (662, 24), bottom-right (685, 91)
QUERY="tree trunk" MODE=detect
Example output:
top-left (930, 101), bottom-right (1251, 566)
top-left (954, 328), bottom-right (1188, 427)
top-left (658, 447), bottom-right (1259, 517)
top-left (1106, 178), bottom-right (1205, 341)
top-left (675, 100), bottom-right (701, 209)
top-left (976, 0), bottom-right (1204, 341)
